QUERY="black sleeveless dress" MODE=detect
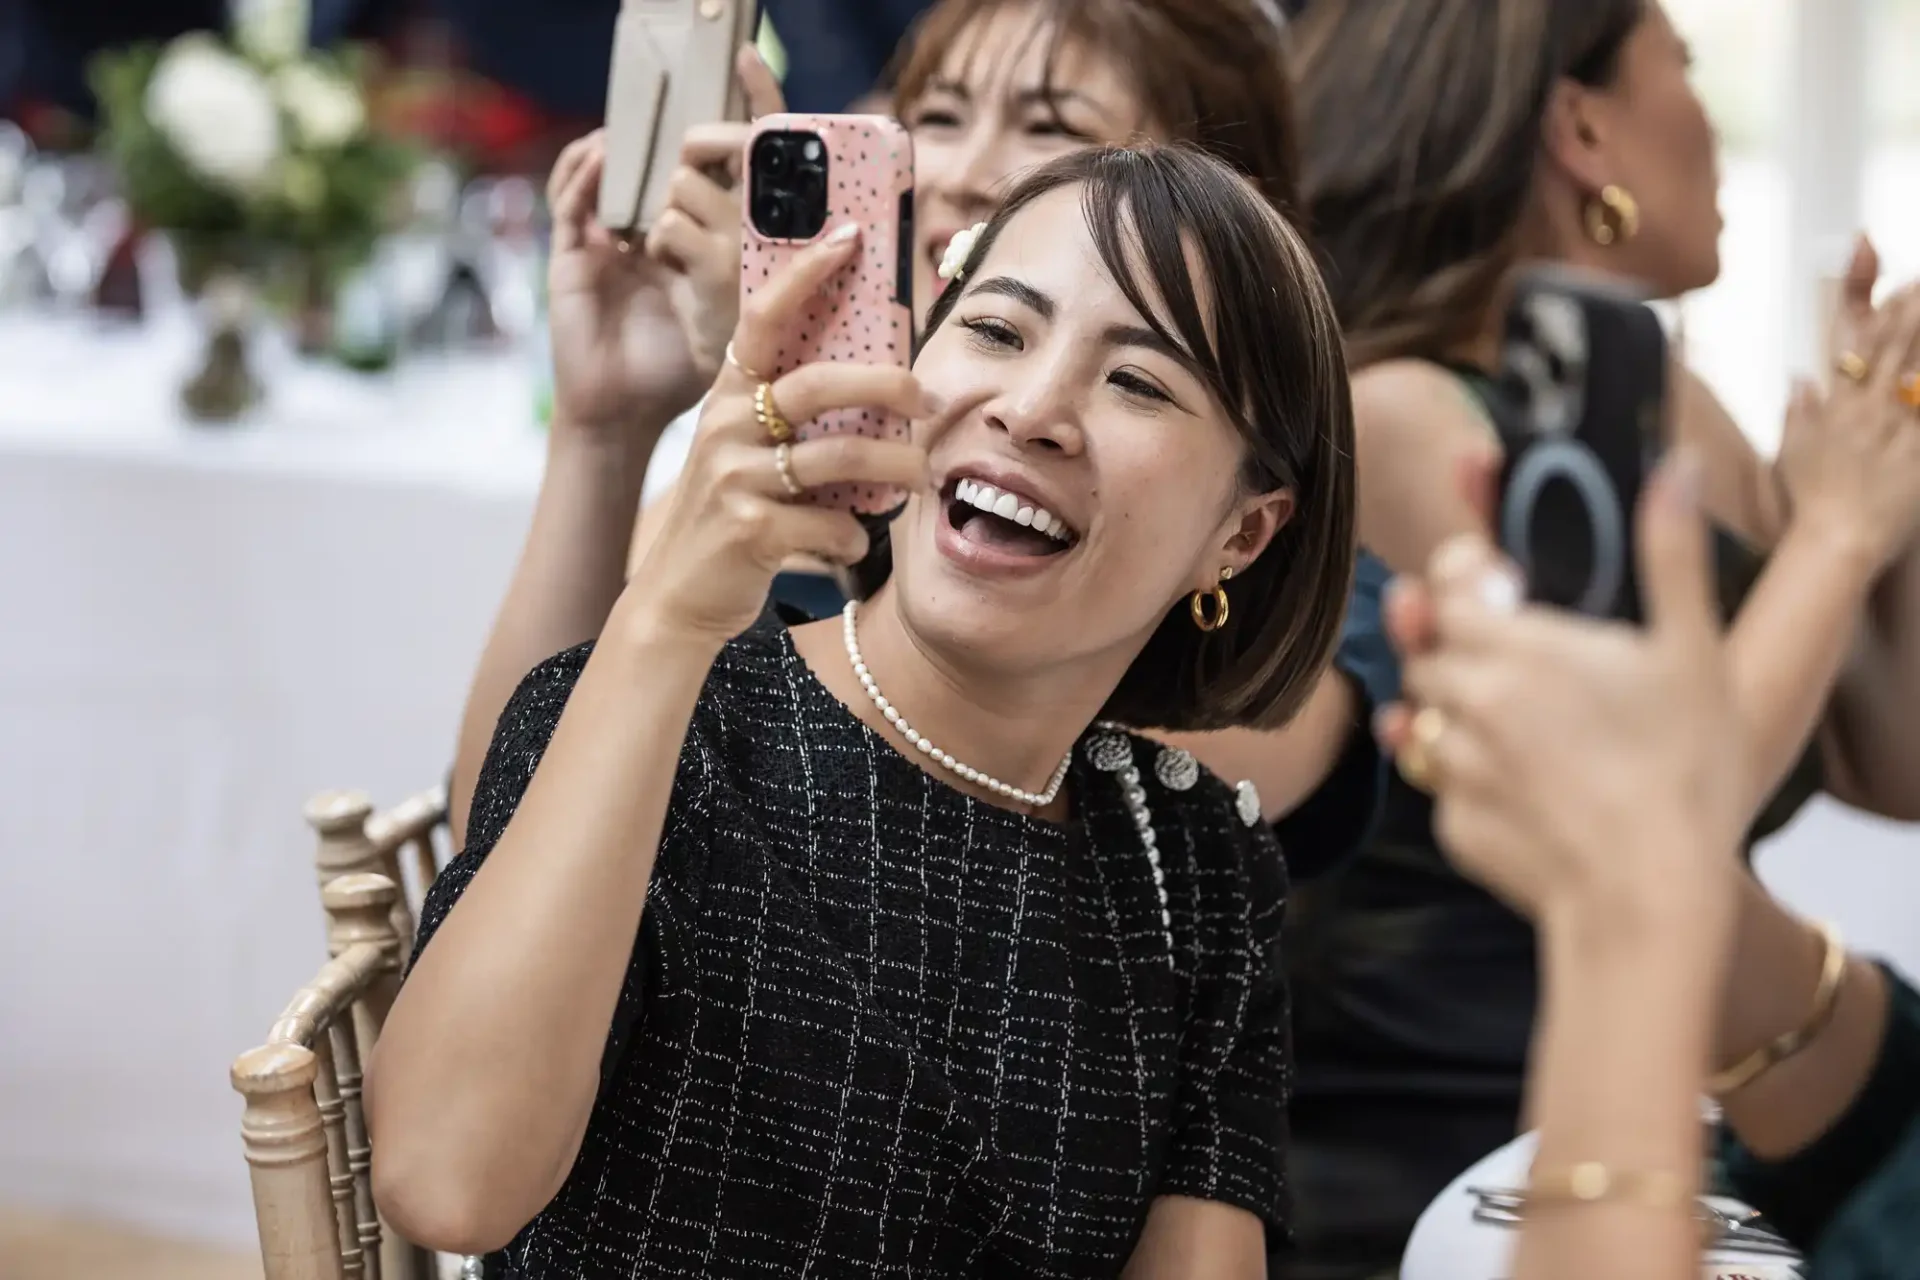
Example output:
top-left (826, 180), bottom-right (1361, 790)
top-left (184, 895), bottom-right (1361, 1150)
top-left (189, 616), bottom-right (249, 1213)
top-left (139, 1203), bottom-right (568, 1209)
top-left (1272, 371), bottom-right (1828, 1280)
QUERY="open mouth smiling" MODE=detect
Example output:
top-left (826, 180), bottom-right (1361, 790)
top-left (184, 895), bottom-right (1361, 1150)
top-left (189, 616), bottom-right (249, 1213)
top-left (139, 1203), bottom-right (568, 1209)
top-left (942, 476), bottom-right (1081, 558)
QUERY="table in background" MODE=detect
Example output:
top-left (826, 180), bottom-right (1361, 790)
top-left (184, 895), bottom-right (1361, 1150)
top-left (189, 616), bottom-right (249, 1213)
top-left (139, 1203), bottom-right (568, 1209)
top-left (0, 314), bottom-right (1913, 1252)
top-left (0, 313), bottom-right (543, 1245)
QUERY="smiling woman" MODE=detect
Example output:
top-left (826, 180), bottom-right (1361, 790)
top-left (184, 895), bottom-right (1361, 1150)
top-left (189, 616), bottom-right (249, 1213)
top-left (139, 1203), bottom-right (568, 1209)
top-left (365, 143), bottom-right (1354, 1280)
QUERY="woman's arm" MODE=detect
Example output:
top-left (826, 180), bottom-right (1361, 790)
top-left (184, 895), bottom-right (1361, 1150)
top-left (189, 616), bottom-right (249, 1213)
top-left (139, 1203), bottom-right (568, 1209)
top-left (1819, 551), bottom-right (1920, 817)
top-left (1121, 1198), bottom-right (1266, 1280)
top-left (374, 225), bottom-right (931, 1254)
top-left (1515, 883), bottom-right (1728, 1280)
top-left (1668, 370), bottom-right (1916, 817)
top-left (451, 421), bottom-right (672, 850)
top-left (448, 126), bottom-right (711, 849)
top-left (1712, 874), bottom-right (1892, 1161)
top-left (370, 607), bottom-right (720, 1253)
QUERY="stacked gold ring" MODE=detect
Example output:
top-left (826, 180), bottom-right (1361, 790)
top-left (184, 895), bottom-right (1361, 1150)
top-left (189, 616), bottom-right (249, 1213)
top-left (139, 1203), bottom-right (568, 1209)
top-left (755, 382), bottom-right (794, 445)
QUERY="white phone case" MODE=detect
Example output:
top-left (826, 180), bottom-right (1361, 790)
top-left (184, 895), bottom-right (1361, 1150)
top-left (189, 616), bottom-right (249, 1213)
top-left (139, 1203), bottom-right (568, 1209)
top-left (598, 0), bottom-right (760, 234)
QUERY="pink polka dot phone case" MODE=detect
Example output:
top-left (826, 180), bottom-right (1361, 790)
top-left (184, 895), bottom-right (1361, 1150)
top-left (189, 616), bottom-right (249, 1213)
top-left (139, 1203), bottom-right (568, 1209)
top-left (740, 114), bottom-right (915, 514)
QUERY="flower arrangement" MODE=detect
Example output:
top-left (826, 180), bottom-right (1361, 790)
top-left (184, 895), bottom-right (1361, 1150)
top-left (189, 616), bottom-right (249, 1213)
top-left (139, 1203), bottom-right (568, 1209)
top-left (89, 0), bottom-right (413, 291)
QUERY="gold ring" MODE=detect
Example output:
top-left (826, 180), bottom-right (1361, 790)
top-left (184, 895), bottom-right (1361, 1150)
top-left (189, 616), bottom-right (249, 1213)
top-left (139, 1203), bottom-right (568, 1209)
top-left (755, 382), bottom-right (794, 445)
top-left (1397, 705), bottom-right (1448, 793)
top-left (1836, 349), bottom-right (1870, 384)
top-left (725, 340), bottom-right (766, 384)
top-left (1899, 371), bottom-right (1920, 413)
top-left (774, 441), bottom-right (804, 497)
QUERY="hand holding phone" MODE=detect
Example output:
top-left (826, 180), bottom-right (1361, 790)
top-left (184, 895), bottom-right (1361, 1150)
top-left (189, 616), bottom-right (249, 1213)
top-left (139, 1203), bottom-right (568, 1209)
top-left (637, 230), bottom-right (933, 644)
top-left (1490, 266), bottom-right (1669, 622)
top-left (739, 113), bottom-right (916, 514)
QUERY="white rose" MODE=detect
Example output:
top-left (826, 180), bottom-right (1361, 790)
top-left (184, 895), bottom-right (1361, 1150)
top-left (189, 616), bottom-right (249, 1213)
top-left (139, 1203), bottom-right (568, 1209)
top-left (145, 37), bottom-right (282, 195)
top-left (233, 0), bottom-right (310, 64)
top-left (275, 62), bottom-right (365, 149)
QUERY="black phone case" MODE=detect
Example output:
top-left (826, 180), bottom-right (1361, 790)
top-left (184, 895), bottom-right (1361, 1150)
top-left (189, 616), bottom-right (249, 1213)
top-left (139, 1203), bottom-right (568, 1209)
top-left (1490, 265), bottom-right (1668, 622)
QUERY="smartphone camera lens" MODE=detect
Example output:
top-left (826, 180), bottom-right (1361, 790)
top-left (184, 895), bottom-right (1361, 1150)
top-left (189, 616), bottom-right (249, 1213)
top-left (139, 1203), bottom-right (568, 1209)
top-left (752, 191), bottom-right (793, 238)
top-left (749, 131), bottom-right (830, 241)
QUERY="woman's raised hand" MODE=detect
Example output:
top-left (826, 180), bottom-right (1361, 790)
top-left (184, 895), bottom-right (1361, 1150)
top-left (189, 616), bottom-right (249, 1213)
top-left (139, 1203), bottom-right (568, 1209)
top-left (621, 226), bottom-right (938, 647)
top-left (545, 130), bottom-right (707, 437)
top-left (1775, 271), bottom-right (1920, 574)
top-left (1378, 455), bottom-right (1749, 931)
top-left (645, 47), bottom-right (787, 384)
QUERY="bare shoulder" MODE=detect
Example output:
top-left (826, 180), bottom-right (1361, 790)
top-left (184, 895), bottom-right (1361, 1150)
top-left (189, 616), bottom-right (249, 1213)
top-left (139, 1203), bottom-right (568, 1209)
top-left (1351, 359), bottom-right (1500, 573)
top-left (1352, 358), bottom-right (1489, 431)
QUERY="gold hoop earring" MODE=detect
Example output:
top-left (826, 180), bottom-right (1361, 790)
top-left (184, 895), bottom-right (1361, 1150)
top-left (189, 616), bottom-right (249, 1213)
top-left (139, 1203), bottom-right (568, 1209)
top-left (1583, 184), bottom-right (1640, 247)
top-left (1190, 567), bottom-right (1232, 633)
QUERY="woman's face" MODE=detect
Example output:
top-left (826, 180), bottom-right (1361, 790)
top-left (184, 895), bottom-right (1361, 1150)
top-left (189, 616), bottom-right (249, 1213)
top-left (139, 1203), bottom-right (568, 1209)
top-left (890, 186), bottom-right (1286, 681)
top-left (901, 4), bottom-right (1156, 324)
top-left (1560, 4), bottom-right (1723, 295)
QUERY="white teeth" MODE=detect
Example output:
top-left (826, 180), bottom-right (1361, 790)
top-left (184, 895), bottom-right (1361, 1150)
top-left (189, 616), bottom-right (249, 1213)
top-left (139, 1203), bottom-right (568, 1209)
top-left (949, 475), bottom-right (1076, 543)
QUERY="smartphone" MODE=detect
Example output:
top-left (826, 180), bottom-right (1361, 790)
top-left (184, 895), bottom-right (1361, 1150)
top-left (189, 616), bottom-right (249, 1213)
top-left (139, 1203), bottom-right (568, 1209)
top-left (741, 113), bottom-right (916, 514)
top-left (599, 0), bottom-right (762, 236)
top-left (1490, 265), bottom-right (1669, 622)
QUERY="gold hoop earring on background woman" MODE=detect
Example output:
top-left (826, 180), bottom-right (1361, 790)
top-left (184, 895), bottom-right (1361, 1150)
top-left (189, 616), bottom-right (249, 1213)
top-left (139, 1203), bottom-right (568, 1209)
top-left (1583, 184), bottom-right (1640, 247)
top-left (1191, 567), bottom-right (1232, 632)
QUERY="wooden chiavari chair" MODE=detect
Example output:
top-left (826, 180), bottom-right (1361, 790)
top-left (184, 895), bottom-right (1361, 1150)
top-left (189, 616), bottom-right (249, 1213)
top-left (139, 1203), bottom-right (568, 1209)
top-left (303, 787), bottom-right (452, 956)
top-left (231, 872), bottom-right (474, 1280)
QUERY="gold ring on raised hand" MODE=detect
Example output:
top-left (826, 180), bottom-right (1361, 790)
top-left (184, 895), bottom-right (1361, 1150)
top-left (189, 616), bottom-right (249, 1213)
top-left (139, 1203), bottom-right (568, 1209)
top-left (755, 381), bottom-right (794, 445)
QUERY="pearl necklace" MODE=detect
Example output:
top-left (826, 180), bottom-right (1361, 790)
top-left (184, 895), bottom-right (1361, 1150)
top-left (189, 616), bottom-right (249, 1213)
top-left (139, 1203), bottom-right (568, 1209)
top-left (841, 602), bottom-right (1266, 964)
top-left (842, 601), bottom-right (1072, 807)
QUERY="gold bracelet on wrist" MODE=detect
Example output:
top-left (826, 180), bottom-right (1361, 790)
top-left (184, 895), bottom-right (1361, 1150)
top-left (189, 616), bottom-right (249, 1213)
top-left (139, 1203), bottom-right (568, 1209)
top-left (1524, 1162), bottom-right (1692, 1212)
top-left (1707, 919), bottom-right (1847, 1098)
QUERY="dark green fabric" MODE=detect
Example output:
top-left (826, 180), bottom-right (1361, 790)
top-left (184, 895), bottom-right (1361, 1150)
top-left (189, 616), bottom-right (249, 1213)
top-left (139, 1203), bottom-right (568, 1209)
top-left (1722, 964), bottom-right (1920, 1279)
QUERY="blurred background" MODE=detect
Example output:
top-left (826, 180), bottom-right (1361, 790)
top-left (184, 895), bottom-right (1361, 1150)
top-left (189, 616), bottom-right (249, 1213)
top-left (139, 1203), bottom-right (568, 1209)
top-left (0, 0), bottom-right (1914, 1276)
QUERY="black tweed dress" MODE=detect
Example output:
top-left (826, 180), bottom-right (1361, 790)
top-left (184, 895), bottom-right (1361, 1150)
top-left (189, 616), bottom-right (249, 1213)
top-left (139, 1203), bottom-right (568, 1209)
top-left (412, 610), bottom-right (1292, 1278)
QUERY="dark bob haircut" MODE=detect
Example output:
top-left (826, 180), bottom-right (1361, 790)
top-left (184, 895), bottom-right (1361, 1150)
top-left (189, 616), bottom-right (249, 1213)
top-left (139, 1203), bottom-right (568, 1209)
top-left (862, 144), bottom-right (1355, 732)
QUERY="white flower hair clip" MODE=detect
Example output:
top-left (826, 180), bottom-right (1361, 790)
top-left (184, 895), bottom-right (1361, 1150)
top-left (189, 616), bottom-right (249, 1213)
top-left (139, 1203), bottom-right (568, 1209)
top-left (937, 221), bottom-right (989, 282)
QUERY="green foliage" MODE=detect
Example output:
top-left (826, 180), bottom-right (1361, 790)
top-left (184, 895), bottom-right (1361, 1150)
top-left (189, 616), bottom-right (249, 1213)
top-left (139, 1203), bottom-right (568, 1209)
top-left (88, 35), bottom-right (416, 288)
top-left (91, 42), bottom-right (250, 241)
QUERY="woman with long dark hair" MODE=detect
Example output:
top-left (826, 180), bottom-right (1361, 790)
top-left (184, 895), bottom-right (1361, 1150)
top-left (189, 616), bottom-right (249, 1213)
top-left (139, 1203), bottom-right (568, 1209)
top-left (1258, 3), bottom-right (1920, 1275)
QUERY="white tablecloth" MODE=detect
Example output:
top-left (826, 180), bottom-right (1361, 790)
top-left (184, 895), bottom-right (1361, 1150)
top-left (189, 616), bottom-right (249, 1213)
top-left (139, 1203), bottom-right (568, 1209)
top-left (0, 313), bottom-right (1913, 1251)
top-left (0, 314), bottom-right (544, 1245)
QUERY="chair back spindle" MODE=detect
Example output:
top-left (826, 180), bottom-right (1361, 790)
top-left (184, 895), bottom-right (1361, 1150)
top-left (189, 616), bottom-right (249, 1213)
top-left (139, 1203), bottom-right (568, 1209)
top-left (236, 872), bottom-right (437, 1280)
